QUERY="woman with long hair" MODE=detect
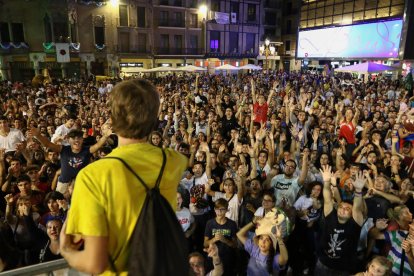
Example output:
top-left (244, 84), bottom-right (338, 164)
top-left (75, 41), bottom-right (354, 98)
top-left (237, 217), bottom-right (288, 275)
top-left (4, 195), bottom-right (43, 266)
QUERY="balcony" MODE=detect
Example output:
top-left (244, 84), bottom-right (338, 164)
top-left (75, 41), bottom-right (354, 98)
top-left (154, 47), bottom-right (204, 55)
top-left (115, 44), bottom-right (151, 54)
top-left (158, 20), bottom-right (185, 28)
top-left (205, 51), bottom-right (258, 59)
top-left (159, 0), bottom-right (184, 7)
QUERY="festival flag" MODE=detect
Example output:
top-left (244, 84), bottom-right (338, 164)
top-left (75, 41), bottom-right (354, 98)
top-left (55, 43), bottom-right (70, 63)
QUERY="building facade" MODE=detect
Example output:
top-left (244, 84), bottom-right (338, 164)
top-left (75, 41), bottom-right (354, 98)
top-left (0, 0), bottom-right (298, 81)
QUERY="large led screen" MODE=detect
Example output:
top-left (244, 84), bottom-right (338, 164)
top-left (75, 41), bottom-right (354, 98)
top-left (297, 19), bottom-right (403, 59)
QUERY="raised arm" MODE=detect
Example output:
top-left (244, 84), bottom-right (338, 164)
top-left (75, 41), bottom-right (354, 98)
top-left (298, 151), bottom-right (309, 186)
top-left (89, 124), bottom-right (112, 154)
top-left (251, 78), bottom-right (257, 104)
top-left (237, 216), bottom-right (258, 245)
top-left (29, 127), bottom-right (62, 153)
top-left (320, 165), bottom-right (334, 216)
top-left (352, 171), bottom-right (366, 226)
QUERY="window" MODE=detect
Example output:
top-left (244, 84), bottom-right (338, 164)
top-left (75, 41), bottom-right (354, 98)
top-left (160, 34), bottom-right (169, 48)
top-left (119, 32), bottom-right (130, 52)
top-left (230, 2), bottom-right (239, 21)
top-left (190, 14), bottom-right (198, 28)
top-left (174, 12), bottom-right (183, 27)
top-left (160, 11), bottom-right (169, 25)
top-left (43, 15), bottom-right (52, 42)
top-left (211, 0), bottom-right (220, 12)
top-left (94, 26), bottom-right (105, 45)
top-left (189, 35), bottom-right (198, 48)
top-left (53, 21), bottom-right (68, 42)
top-left (210, 31), bottom-right (220, 52)
top-left (229, 32), bottom-right (238, 53)
top-left (11, 23), bottom-right (24, 42)
top-left (286, 20), bottom-right (292, 34)
top-left (285, 40), bottom-right (291, 51)
top-left (245, 33), bottom-right (255, 53)
top-left (0, 22), bottom-right (10, 42)
top-left (265, 12), bottom-right (276, 25)
top-left (137, 33), bottom-right (146, 52)
top-left (119, 5), bottom-right (128, 26)
top-left (174, 35), bottom-right (183, 49)
top-left (137, 7), bottom-right (146, 28)
top-left (247, 4), bottom-right (256, 21)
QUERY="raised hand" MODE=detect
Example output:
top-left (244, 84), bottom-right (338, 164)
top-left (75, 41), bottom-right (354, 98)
top-left (204, 243), bottom-right (219, 258)
top-left (319, 165), bottom-right (333, 183)
top-left (353, 171), bottom-right (366, 191)
top-left (4, 194), bottom-right (14, 205)
top-left (199, 142), bottom-right (210, 153)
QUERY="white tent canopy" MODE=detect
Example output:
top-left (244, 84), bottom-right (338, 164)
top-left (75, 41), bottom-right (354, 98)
top-left (120, 67), bottom-right (149, 73)
top-left (239, 64), bottom-right (262, 70)
top-left (146, 66), bottom-right (180, 72)
top-left (177, 65), bottom-right (207, 72)
top-left (215, 64), bottom-right (240, 70)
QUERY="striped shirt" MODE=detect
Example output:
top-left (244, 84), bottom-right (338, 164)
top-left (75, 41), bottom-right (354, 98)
top-left (384, 230), bottom-right (413, 276)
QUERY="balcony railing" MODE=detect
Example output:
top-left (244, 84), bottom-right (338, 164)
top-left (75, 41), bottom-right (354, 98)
top-left (154, 47), bottom-right (204, 55)
top-left (158, 20), bottom-right (185, 28)
top-left (115, 44), bottom-right (151, 54)
top-left (159, 0), bottom-right (184, 7)
top-left (0, 259), bottom-right (73, 276)
top-left (205, 51), bottom-right (258, 59)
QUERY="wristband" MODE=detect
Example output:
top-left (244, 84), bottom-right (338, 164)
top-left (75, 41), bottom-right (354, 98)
top-left (354, 191), bottom-right (363, 196)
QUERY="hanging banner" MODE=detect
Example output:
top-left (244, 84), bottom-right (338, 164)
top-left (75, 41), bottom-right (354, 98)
top-left (55, 43), bottom-right (70, 63)
top-left (214, 12), bottom-right (229, 24)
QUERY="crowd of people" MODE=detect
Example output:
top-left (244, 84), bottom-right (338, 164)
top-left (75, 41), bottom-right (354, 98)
top-left (0, 68), bottom-right (413, 275)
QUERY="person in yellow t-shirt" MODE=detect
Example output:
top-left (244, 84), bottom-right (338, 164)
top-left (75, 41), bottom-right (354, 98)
top-left (59, 79), bottom-right (188, 275)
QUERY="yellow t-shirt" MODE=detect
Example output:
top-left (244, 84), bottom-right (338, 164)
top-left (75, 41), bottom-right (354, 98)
top-left (66, 143), bottom-right (188, 275)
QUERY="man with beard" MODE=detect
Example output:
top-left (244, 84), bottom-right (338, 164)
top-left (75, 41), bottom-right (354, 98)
top-left (316, 166), bottom-right (365, 275)
top-left (265, 151), bottom-right (309, 208)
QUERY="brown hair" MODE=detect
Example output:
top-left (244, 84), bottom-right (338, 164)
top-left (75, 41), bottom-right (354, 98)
top-left (367, 256), bottom-right (392, 276)
top-left (110, 79), bottom-right (159, 139)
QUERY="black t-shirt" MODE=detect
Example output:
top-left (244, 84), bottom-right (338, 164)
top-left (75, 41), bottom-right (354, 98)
top-left (220, 116), bottom-right (239, 140)
top-left (82, 135), bottom-right (96, 147)
top-left (59, 146), bottom-right (92, 183)
top-left (211, 165), bottom-right (225, 184)
top-left (318, 210), bottom-right (362, 272)
top-left (365, 195), bottom-right (391, 222)
top-left (204, 218), bottom-right (237, 274)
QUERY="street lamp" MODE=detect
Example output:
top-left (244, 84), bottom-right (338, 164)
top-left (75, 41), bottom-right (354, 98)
top-left (199, 4), bottom-right (208, 60)
top-left (259, 39), bottom-right (276, 73)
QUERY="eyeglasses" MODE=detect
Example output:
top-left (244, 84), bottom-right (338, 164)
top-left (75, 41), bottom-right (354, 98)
top-left (262, 198), bottom-right (274, 203)
top-left (285, 165), bottom-right (296, 169)
top-left (215, 208), bottom-right (227, 212)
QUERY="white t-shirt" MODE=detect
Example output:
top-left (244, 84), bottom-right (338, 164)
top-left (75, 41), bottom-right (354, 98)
top-left (51, 124), bottom-right (72, 146)
top-left (176, 207), bottom-right (194, 232)
top-left (0, 128), bottom-right (25, 152)
top-left (180, 172), bottom-right (209, 215)
top-left (212, 191), bottom-right (242, 226)
top-left (270, 174), bottom-right (301, 207)
top-left (294, 195), bottom-right (321, 222)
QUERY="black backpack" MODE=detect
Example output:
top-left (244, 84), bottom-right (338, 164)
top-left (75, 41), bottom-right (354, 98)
top-left (107, 149), bottom-right (189, 275)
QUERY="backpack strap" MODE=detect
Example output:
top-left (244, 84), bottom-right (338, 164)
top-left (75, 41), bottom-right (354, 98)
top-left (155, 149), bottom-right (167, 189)
top-left (104, 148), bottom-right (166, 191)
